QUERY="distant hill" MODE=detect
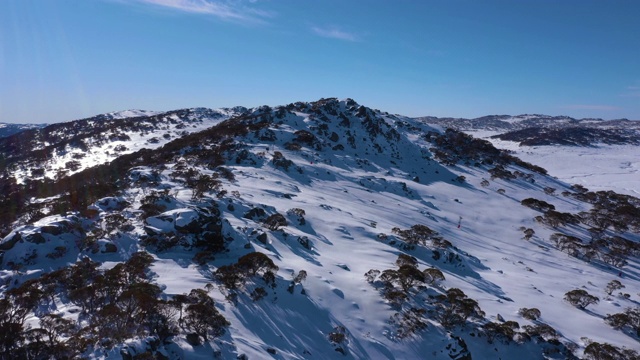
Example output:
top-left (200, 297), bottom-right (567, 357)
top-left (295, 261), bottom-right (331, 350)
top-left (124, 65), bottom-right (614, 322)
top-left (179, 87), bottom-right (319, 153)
top-left (0, 122), bottom-right (47, 138)
top-left (416, 114), bottom-right (640, 146)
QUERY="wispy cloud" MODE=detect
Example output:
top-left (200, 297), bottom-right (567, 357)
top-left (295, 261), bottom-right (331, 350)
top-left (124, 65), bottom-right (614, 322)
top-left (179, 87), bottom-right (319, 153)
top-left (620, 84), bottom-right (640, 98)
top-left (311, 25), bottom-right (359, 42)
top-left (127, 0), bottom-right (273, 23)
top-left (560, 104), bottom-right (620, 111)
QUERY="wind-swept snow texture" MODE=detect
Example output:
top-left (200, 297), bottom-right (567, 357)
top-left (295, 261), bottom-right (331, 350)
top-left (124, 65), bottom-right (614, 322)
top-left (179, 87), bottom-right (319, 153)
top-left (0, 99), bottom-right (638, 359)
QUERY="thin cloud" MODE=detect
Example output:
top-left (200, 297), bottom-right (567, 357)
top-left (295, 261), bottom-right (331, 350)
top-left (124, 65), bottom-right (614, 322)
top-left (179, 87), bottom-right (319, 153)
top-left (311, 25), bottom-right (359, 42)
top-left (128, 0), bottom-right (273, 22)
top-left (620, 84), bottom-right (640, 97)
top-left (560, 104), bottom-right (620, 111)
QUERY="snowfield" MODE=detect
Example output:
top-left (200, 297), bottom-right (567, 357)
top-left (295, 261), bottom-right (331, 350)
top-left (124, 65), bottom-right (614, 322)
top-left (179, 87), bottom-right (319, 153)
top-left (469, 130), bottom-right (640, 197)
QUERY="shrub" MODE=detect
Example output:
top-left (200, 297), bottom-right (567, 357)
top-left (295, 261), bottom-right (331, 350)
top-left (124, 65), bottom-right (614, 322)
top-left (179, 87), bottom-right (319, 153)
top-left (293, 270), bottom-right (307, 284)
top-left (193, 250), bottom-right (215, 265)
top-left (287, 208), bottom-right (306, 225)
top-left (364, 269), bottom-right (380, 283)
top-left (521, 198), bottom-right (556, 212)
top-left (522, 228), bottom-right (535, 240)
top-left (328, 325), bottom-right (347, 344)
top-left (46, 246), bottom-right (68, 259)
top-left (518, 308), bottom-right (541, 321)
top-left (263, 213), bottom-right (287, 231)
top-left (250, 287), bottom-right (268, 301)
top-left (272, 152), bottom-right (294, 171)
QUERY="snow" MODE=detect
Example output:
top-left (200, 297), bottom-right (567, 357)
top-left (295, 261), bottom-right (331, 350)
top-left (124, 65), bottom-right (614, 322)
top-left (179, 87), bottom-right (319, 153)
top-left (471, 130), bottom-right (640, 197)
top-left (2, 100), bottom-right (639, 359)
top-left (105, 109), bottom-right (161, 119)
top-left (9, 107), bottom-right (242, 184)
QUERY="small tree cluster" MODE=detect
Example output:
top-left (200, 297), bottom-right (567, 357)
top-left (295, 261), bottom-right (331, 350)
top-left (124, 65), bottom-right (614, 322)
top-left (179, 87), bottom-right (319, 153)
top-left (426, 129), bottom-right (546, 175)
top-left (483, 321), bottom-right (520, 344)
top-left (521, 323), bottom-right (558, 341)
top-left (433, 288), bottom-right (485, 328)
top-left (391, 307), bottom-right (428, 339)
top-left (189, 174), bottom-right (222, 200)
top-left (604, 307), bottom-right (639, 337)
top-left (573, 190), bottom-right (640, 233)
top-left (181, 289), bottom-right (230, 341)
top-left (535, 210), bottom-right (580, 228)
top-left (550, 233), bottom-right (585, 257)
top-left (551, 233), bottom-right (635, 268)
top-left (381, 255), bottom-right (444, 291)
top-left (488, 165), bottom-right (517, 180)
top-left (0, 252), bottom-right (230, 357)
top-left (271, 151), bottom-right (295, 171)
top-left (391, 224), bottom-right (449, 250)
top-left (583, 341), bottom-right (639, 360)
top-left (521, 198), bottom-right (556, 212)
top-left (139, 189), bottom-right (172, 218)
top-left (367, 254), bottom-right (445, 308)
top-left (214, 252), bottom-right (279, 293)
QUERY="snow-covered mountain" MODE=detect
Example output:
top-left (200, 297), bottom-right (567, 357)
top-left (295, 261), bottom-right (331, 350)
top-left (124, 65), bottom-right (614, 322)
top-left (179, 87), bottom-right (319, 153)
top-left (415, 114), bottom-right (640, 135)
top-left (0, 99), bottom-right (638, 359)
top-left (0, 107), bottom-right (247, 183)
top-left (0, 122), bottom-right (47, 138)
top-left (417, 115), bottom-right (640, 198)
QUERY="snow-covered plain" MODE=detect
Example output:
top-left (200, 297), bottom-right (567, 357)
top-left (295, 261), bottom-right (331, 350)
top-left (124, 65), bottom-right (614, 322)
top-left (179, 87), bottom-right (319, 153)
top-left (471, 130), bottom-right (640, 197)
top-left (1, 100), bottom-right (638, 359)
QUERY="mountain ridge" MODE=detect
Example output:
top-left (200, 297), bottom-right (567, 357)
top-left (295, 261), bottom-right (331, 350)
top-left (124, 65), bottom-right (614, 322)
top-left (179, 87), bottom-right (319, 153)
top-left (0, 98), bottom-right (638, 359)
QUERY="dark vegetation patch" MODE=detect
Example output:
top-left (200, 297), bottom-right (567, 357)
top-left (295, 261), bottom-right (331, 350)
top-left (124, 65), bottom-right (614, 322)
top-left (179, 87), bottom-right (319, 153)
top-left (492, 127), bottom-right (640, 146)
top-left (0, 252), bottom-right (229, 358)
top-left (426, 128), bottom-right (547, 175)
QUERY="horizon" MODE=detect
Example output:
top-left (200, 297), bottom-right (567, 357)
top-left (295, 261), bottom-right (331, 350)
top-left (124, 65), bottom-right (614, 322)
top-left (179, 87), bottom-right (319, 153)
top-left (4, 99), bottom-right (640, 126)
top-left (1, 0), bottom-right (639, 124)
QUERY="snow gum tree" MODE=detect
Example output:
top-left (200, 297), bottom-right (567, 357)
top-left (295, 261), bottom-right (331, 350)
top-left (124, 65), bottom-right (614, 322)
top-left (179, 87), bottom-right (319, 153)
top-left (564, 289), bottom-right (599, 309)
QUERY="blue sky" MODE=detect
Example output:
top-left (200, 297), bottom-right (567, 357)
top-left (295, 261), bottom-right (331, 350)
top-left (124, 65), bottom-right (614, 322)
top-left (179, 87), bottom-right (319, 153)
top-left (1, 0), bottom-right (639, 124)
